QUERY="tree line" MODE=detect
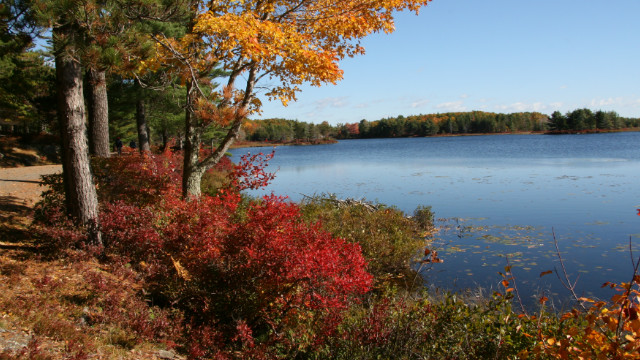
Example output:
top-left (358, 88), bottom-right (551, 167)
top-left (547, 109), bottom-right (639, 133)
top-left (242, 118), bottom-right (333, 143)
top-left (243, 109), bottom-right (639, 142)
top-left (336, 110), bottom-right (640, 139)
top-left (342, 111), bottom-right (550, 138)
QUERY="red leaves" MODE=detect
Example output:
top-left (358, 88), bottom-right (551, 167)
top-left (228, 150), bottom-right (276, 191)
top-left (93, 150), bottom-right (182, 205)
top-left (91, 150), bottom-right (372, 353)
top-left (39, 148), bottom-right (373, 355)
top-left (227, 194), bottom-right (373, 310)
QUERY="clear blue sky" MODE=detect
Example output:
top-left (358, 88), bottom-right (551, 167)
top-left (255, 0), bottom-right (640, 125)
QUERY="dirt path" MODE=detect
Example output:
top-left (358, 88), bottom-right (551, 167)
top-left (0, 165), bottom-right (61, 251)
top-left (0, 165), bottom-right (62, 207)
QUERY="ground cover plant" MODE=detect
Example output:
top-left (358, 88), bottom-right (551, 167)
top-left (2, 148), bottom-right (639, 359)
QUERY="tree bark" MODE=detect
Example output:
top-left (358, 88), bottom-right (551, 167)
top-left (135, 80), bottom-right (151, 152)
top-left (54, 27), bottom-right (101, 245)
top-left (136, 98), bottom-right (151, 153)
top-left (161, 127), bottom-right (168, 150)
top-left (182, 80), bottom-right (203, 198)
top-left (86, 69), bottom-right (110, 157)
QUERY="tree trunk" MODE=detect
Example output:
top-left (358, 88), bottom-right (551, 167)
top-left (54, 27), bottom-right (102, 245)
top-left (162, 127), bottom-right (168, 150)
top-left (135, 80), bottom-right (151, 152)
top-left (180, 67), bottom-right (257, 199)
top-left (86, 69), bottom-right (110, 157)
top-left (182, 80), bottom-right (203, 198)
top-left (136, 98), bottom-right (151, 153)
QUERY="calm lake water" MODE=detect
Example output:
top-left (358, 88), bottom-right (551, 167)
top-left (231, 133), bottom-right (640, 307)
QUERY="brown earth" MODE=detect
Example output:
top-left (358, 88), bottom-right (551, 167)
top-left (0, 164), bottom-right (62, 206)
top-left (0, 163), bottom-right (181, 357)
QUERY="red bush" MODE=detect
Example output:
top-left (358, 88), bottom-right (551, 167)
top-left (36, 149), bottom-right (373, 357)
top-left (93, 149), bottom-right (182, 205)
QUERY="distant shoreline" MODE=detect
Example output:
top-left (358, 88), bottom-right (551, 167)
top-left (420, 127), bottom-right (640, 137)
top-left (230, 139), bottom-right (338, 149)
top-left (233, 128), bottom-right (640, 148)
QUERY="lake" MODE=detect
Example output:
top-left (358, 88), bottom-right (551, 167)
top-left (231, 132), bottom-right (640, 308)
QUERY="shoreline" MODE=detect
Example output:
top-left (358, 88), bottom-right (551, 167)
top-left (230, 139), bottom-right (338, 149)
top-left (233, 128), bottom-right (640, 147)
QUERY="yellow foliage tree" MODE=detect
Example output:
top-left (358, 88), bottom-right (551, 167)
top-left (147, 0), bottom-right (432, 198)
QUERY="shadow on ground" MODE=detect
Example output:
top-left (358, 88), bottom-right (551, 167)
top-left (0, 195), bottom-right (36, 252)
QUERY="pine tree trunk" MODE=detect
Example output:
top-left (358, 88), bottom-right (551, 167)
top-left (54, 28), bottom-right (101, 245)
top-left (162, 128), bottom-right (168, 150)
top-left (136, 98), bottom-right (151, 152)
top-left (86, 69), bottom-right (110, 157)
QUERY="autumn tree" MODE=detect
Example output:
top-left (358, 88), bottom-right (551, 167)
top-left (149, 0), bottom-right (432, 198)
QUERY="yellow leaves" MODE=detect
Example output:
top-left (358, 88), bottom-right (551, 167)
top-left (176, 0), bottom-right (431, 104)
top-left (148, 0), bottom-right (433, 119)
top-left (516, 349), bottom-right (529, 359)
top-left (171, 256), bottom-right (192, 281)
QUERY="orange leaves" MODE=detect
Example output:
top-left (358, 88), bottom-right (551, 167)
top-left (194, 88), bottom-right (250, 126)
top-left (422, 248), bottom-right (443, 263)
top-left (536, 279), bottom-right (640, 360)
top-left (163, 0), bottom-right (433, 106)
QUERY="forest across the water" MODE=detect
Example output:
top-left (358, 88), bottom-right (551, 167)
top-left (242, 108), bottom-right (640, 143)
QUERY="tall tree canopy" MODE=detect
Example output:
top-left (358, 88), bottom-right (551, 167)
top-left (148, 0), bottom-right (432, 197)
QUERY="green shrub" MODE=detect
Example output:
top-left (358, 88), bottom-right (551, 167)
top-left (322, 288), bottom-right (540, 360)
top-left (299, 195), bottom-right (434, 287)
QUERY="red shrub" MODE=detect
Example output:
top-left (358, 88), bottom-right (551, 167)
top-left (226, 195), bottom-right (372, 311)
top-left (93, 149), bottom-right (182, 205)
top-left (99, 201), bottom-right (163, 262)
top-left (36, 148), bottom-right (373, 356)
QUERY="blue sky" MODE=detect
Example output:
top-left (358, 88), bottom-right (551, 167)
top-left (255, 0), bottom-right (640, 125)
